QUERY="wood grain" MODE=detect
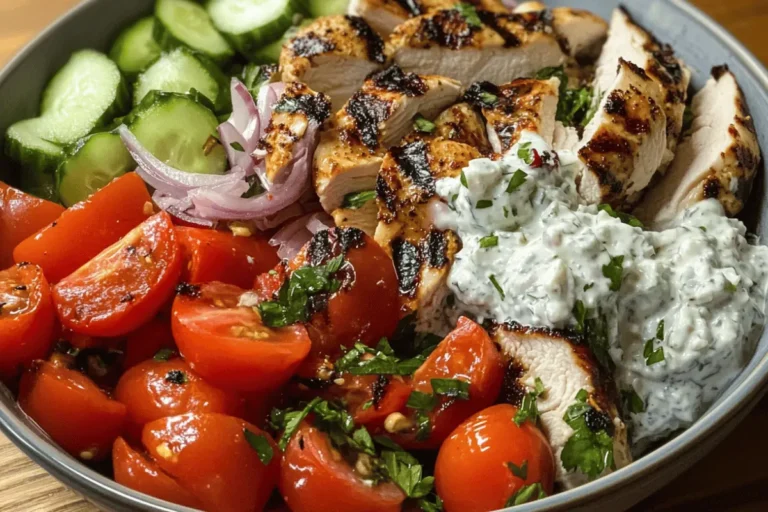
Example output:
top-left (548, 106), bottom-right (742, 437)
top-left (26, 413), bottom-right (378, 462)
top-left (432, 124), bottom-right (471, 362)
top-left (1, 0), bottom-right (768, 510)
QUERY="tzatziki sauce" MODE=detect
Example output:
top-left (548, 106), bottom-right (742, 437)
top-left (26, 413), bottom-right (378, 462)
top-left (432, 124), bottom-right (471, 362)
top-left (433, 132), bottom-right (768, 448)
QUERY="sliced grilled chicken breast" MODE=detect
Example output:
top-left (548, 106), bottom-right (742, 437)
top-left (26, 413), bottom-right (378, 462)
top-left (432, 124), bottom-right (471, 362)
top-left (332, 199), bottom-right (379, 236)
top-left (280, 15), bottom-right (386, 111)
top-left (494, 323), bottom-right (632, 489)
top-left (464, 78), bottom-right (560, 154)
top-left (553, 120), bottom-right (581, 152)
top-left (634, 66), bottom-right (761, 227)
top-left (577, 59), bottom-right (667, 206)
top-left (314, 66), bottom-right (461, 213)
top-left (425, 102), bottom-right (493, 152)
top-left (595, 7), bottom-right (690, 170)
top-left (512, 1), bottom-right (546, 12)
top-left (348, 0), bottom-right (509, 36)
top-left (375, 138), bottom-right (482, 333)
top-left (387, 9), bottom-right (567, 87)
top-left (258, 82), bottom-right (332, 183)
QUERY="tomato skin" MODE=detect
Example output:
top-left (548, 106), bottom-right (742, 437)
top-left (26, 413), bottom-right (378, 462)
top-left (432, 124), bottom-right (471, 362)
top-left (172, 282), bottom-right (312, 392)
top-left (280, 422), bottom-right (406, 512)
top-left (177, 227), bottom-right (279, 289)
top-left (115, 358), bottom-right (245, 441)
top-left (0, 263), bottom-right (56, 379)
top-left (142, 412), bottom-right (280, 512)
top-left (393, 317), bottom-right (505, 449)
top-left (326, 375), bottom-right (412, 428)
top-left (0, 183), bottom-right (64, 269)
top-left (18, 361), bottom-right (126, 461)
top-left (112, 437), bottom-right (202, 509)
top-left (13, 173), bottom-right (151, 283)
top-left (435, 404), bottom-right (555, 512)
top-left (53, 212), bottom-right (182, 337)
top-left (122, 316), bottom-right (177, 370)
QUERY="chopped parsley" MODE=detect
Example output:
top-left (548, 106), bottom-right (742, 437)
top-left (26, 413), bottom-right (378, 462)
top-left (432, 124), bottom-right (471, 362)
top-left (489, 274), bottom-right (505, 299)
top-left (479, 235), bottom-right (498, 248)
top-left (583, 283), bottom-right (594, 291)
top-left (643, 319), bottom-right (666, 366)
top-left (622, 389), bottom-right (645, 414)
top-left (505, 483), bottom-right (547, 506)
top-left (406, 390), bottom-right (438, 411)
top-left (153, 348), bottom-right (174, 362)
top-left (431, 378), bottom-right (470, 400)
top-left (476, 199), bottom-right (493, 209)
top-left (517, 142), bottom-right (533, 164)
top-left (335, 339), bottom-right (426, 376)
top-left (682, 104), bottom-right (694, 133)
top-left (572, 300), bottom-right (587, 332)
top-left (244, 429), bottom-right (274, 465)
top-left (241, 174), bottom-right (266, 198)
top-left (418, 495), bottom-right (444, 512)
top-left (597, 204), bottom-right (644, 228)
top-left (342, 190), bottom-right (376, 209)
top-left (460, 170), bottom-right (468, 188)
top-left (455, 2), bottom-right (483, 28)
top-left (656, 319), bottom-right (665, 341)
top-left (573, 303), bottom-right (613, 371)
top-left (602, 255), bottom-right (624, 292)
top-left (535, 65), bottom-right (595, 127)
top-left (505, 169), bottom-right (528, 193)
top-left (479, 91), bottom-right (498, 106)
top-left (382, 449), bottom-right (435, 498)
top-left (724, 280), bottom-right (738, 293)
top-left (507, 460), bottom-right (528, 479)
top-left (560, 389), bottom-right (614, 480)
top-left (164, 370), bottom-right (187, 385)
top-left (514, 379), bottom-right (544, 426)
top-left (413, 114), bottom-right (437, 134)
top-left (229, 141), bottom-right (245, 152)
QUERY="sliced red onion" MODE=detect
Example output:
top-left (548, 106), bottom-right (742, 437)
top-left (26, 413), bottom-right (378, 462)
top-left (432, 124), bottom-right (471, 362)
top-left (219, 79), bottom-right (261, 173)
top-left (253, 203), bottom-right (305, 231)
top-left (152, 191), bottom-right (217, 228)
top-left (270, 211), bottom-right (334, 260)
top-left (502, 0), bottom-right (517, 9)
top-left (257, 83), bottom-right (286, 133)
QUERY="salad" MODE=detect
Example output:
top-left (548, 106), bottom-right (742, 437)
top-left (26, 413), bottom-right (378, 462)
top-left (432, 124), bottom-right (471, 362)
top-left (0, 0), bottom-right (765, 511)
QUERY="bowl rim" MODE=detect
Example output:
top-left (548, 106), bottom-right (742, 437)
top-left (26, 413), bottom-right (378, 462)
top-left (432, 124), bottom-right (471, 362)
top-left (2, 0), bottom-right (768, 511)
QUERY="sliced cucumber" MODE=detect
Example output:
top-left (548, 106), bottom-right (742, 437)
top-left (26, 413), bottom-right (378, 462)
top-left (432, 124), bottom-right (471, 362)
top-left (56, 132), bottom-right (135, 206)
top-left (134, 47), bottom-right (229, 112)
top-left (4, 118), bottom-right (64, 201)
top-left (155, 0), bottom-right (234, 65)
top-left (302, 0), bottom-right (348, 17)
top-left (128, 92), bottom-right (227, 175)
top-left (39, 49), bottom-right (130, 145)
top-left (110, 17), bottom-right (162, 78)
top-left (207, 0), bottom-right (300, 60)
top-left (250, 19), bottom-right (309, 64)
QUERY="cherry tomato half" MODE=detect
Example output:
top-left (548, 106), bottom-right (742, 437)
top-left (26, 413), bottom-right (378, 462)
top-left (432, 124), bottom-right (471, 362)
top-left (280, 421), bottom-right (406, 512)
top-left (18, 361), bottom-right (126, 461)
top-left (0, 263), bottom-right (56, 379)
top-left (122, 316), bottom-right (177, 370)
top-left (115, 358), bottom-right (245, 441)
top-left (142, 412), bottom-right (279, 512)
top-left (172, 282), bottom-right (311, 392)
top-left (113, 437), bottom-right (202, 509)
top-left (435, 404), bottom-right (555, 512)
top-left (14, 173), bottom-right (152, 283)
top-left (53, 212), bottom-right (182, 337)
top-left (326, 374), bottom-right (412, 428)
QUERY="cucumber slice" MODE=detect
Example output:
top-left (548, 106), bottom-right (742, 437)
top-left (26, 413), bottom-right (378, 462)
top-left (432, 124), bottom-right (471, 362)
top-left (56, 133), bottom-right (135, 207)
top-left (155, 0), bottom-right (234, 65)
top-left (250, 19), bottom-right (309, 64)
top-left (128, 92), bottom-right (227, 175)
top-left (110, 17), bottom-right (162, 78)
top-left (4, 118), bottom-right (64, 201)
top-left (39, 50), bottom-right (130, 145)
top-left (303, 0), bottom-right (348, 17)
top-left (134, 47), bottom-right (229, 112)
top-left (207, 0), bottom-right (300, 60)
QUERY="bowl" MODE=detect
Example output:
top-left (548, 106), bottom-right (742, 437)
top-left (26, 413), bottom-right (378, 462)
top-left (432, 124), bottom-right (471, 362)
top-left (1, 0), bottom-right (767, 510)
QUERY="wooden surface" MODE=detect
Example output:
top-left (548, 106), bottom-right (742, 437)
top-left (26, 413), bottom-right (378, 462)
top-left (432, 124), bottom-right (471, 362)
top-left (2, 0), bottom-right (768, 510)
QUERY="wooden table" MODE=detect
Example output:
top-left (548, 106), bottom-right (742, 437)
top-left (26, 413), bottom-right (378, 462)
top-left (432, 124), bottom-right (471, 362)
top-left (2, 0), bottom-right (768, 510)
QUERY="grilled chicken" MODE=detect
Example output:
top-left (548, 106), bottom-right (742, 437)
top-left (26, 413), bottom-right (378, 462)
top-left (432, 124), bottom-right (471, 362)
top-left (280, 15), bottom-right (386, 111)
top-left (314, 65), bottom-right (461, 213)
top-left (494, 323), bottom-right (632, 489)
top-left (375, 138), bottom-right (482, 333)
top-left (348, 0), bottom-right (509, 36)
top-left (258, 82), bottom-right (332, 183)
top-left (634, 66), bottom-right (761, 227)
top-left (464, 78), bottom-right (560, 154)
top-left (577, 59), bottom-right (667, 206)
top-left (387, 9), bottom-right (567, 87)
top-left (553, 121), bottom-right (580, 152)
top-left (332, 199), bottom-right (379, 236)
top-left (595, 8), bottom-right (690, 170)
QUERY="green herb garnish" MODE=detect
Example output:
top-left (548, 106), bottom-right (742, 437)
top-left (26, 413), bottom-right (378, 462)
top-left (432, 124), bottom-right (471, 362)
top-left (479, 235), bottom-right (498, 248)
top-left (413, 114), bottom-right (437, 134)
top-left (517, 142), bottom-right (533, 164)
top-left (622, 389), bottom-right (645, 414)
top-left (455, 2), bottom-right (483, 28)
top-left (507, 460), bottom-right (528, 480)
top-left (342, 190), bottom-right (376, 209)
top-left (153, 348), bottom-right (174, 362)
top-left (505, 483), bottom-right (547, 506)
top-left (489, 274), bottom-right (505, 299)
top-left (335, 341), bottom-right (425, 376)
top-left (724, 280), bottom-right (738, 293)
top-left (506, 169), bottom-right (528, 193)
top-left (476, 199), bottom-right (493, 209)
top-left (560, 389), bottom-right (614, 479)
top-left (431, 378), bottom-right (470, 400)
top-left (407, 390), bottom-right (438, 411)
top-left (597, 204), bottom-right (644, 228)
top-left (602, 255), bottom-right (624, 292)
top-left (479, 91), bottom-right (498, 106)
top-left (230, 141), bottom-right (245, 152)
top-left (244, 429), bottom-right (274, 465)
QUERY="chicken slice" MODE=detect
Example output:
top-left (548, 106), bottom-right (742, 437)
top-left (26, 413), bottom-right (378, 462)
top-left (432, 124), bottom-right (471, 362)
top-left (258, 82), bottom-right (332, 184)
top-left (387, 8), bottom-right (567, 87)
top-left (464, 78), bottom-right (560, 154)
top-left (332, 199), bottom-right (379, 236)
top-left (348, 0), bottom-right (509, 36)
top-left (314, 66), bottom-right (461, 213)
top-left (634, 66), bottom-right (761, 227)
top-left (577, 58), bottom-right (667, 207)
top-left (375, 137), bottom-right (482, 333)
top-left (553, 120), bottom-right (580, 153)
top-left (493, 323), bottom-right (632, 489)
top-left (280, 15), bottom-right (386, 111)
top-left (595, 7), bottom-right (690, 170)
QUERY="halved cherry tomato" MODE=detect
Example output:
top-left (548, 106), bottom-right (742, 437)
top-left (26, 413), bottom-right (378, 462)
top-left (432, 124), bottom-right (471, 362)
top-left (435, 404), bottom-right (555, 512)
top-left (280, 421), bottom-right (406, 512)
top-left (113, 437), bottom-right (202, 509)
top-left (326, 375), bottom-right (412, 428)
top-left (0, 263), bottom-right (56, 379)
top-left (172, 282), bottom-right (311, 392)
top-left (13, 173), bottom-right (152, 283)
top-left (115, 358), bottom-right (245, 441)
top-left (0, 183), bottom-right (64, 269)
top-left (142, 412), bottom-right (279, 512)
top-left (53, 212), bottom-right (182, 337)
top-left (391, 317), bottom-right (505, 449)
top-left (177, 226), bottom-right (279, 288)
top-left (122, 316), bottom-right (177, 370)
top-left (18, 361), bottom-right (126, 461)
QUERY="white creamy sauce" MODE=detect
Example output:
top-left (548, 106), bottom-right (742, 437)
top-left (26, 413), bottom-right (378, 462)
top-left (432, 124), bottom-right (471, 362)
top-left (435, 132), bottom-right (768, 447)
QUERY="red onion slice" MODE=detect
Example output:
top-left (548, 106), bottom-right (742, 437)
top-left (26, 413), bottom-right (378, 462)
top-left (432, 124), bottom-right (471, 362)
top-left (152, 191), bottom-right (217, 228)
top-left (270, 211), bottom-right (334, 260)
top-left (219, 79), bottom-right (261, 173)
